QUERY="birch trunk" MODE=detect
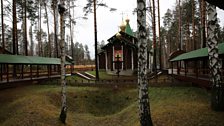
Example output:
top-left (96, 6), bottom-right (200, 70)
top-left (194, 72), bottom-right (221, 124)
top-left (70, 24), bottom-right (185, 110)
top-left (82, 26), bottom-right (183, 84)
top-left (58, 1), bottom-right (67, 123)
top-left (137, 0), bottom-right (153, 125)
top-left (207, 3), bottom-right (224, 111)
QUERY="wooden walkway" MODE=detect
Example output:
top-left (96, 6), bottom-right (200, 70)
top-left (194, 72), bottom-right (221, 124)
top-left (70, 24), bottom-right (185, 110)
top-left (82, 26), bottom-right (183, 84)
top-left (0, 74), bottom-right (71, 89)
top-left (169, 69), bottom-right (212, 88)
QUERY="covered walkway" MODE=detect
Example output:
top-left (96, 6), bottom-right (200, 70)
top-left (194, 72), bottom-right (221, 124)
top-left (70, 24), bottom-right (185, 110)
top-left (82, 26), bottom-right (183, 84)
top-left (169, 43), bottom-right (224, 88)
top-left (0, 54), bottom-right (72, 85)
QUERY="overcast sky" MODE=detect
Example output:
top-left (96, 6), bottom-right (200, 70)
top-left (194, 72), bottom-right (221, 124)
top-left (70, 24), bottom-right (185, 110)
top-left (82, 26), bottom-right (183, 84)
top-left (73, 0), bottom-right (224, 59)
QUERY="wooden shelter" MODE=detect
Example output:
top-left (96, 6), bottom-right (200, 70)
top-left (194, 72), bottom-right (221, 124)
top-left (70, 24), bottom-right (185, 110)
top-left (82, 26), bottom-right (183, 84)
top-left (0, 54), bottom-right (72, 83)
top-left (169, 42), bottom-right (224, 87)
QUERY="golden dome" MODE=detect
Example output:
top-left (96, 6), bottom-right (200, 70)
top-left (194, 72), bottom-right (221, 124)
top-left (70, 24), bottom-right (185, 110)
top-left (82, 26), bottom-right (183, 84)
top-left (119, 21), bottom-right (126, 32)
top-left (116, 32), bottom-right (121, 38)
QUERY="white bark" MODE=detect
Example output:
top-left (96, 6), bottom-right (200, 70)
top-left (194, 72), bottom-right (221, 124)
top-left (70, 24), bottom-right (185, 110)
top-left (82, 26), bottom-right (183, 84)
top-left (59, 0), bottom-right (67, 123)
top-left (137, 0), bottom-right (153, 125)
top-left (207, 3), bottom-right (221, 87)
top-left (207, 3), bottom-right (224, 111)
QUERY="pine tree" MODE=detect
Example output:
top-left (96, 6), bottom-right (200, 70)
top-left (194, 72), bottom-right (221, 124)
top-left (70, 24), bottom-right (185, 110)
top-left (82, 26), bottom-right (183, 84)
top-left (43, 0), bottom-right (51, 57)
top-left (1, 0), bottom-right (5, 50)
top-left (152, 0), bottom-right (157, 72)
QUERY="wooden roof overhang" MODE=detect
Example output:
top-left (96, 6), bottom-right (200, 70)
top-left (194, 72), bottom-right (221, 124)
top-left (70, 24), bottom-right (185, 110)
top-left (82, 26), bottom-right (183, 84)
top-left (0, 54), bottom-right (72, 65)
top-left (170, 43), bottom-right (224, 62)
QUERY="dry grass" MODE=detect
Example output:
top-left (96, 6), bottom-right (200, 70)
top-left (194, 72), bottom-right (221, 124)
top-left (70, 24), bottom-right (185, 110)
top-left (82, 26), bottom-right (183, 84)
top-left (0, 85), bottom-right (223, 126)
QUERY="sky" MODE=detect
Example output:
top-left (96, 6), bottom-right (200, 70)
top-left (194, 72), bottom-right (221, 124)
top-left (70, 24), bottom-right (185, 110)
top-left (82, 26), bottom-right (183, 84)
top-left (73, 0), bottom-right (224, 59)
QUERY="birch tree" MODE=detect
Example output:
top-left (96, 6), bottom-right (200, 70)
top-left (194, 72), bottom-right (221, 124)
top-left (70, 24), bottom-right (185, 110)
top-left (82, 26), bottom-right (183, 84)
top-left (207, 3), bottom-right (224, 111)
top-left (137, 0), bottom-right (153, 125)
top-left (58, 0), bottom-right (67, 123)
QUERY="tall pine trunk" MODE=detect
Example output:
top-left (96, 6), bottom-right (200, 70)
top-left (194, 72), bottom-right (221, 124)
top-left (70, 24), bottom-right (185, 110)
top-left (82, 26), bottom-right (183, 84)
top-left (12, 0), bottom-right (18, 78)
top-left (200, 0), bottom-right (206, 48)
top-left (58, 1), bottom-right (67, 123)
top-left (94, 0), bottom-right (99, 80)
top-left (29, 24), bottom-right (33, 56)
top-left (207, 3), bottom-right (224, 111)
top-left (157, 0), bottom-right (162, 70)
top-left (178, 0), bottom-right (182, 50)
top-left (44, 1), bottom-right (51, 57)
top-left (38, 0), bottom-right (42, 56)
top-left (152, 0), bottom-right (157, 72)
top-left (192, 0), bottom-right (196, 50)
top-left (12, 0), bottom-right (18, 55)
top-left (1, 0), bottom-right (4, 50)
top-left (53, 0), bottom-right (59, 58)
top-left (200, 0), bottom-right (207, 73)
top-left (137, 0), bottom-right (153, 125)
top-left (23, 0), bottom-right (28, 56)
top-left (69, 1), bottom-right (74, 59)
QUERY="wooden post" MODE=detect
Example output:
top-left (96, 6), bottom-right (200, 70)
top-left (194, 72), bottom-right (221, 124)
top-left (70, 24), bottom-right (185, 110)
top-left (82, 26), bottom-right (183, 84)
top-left (0, 64), bottom-right (2, 81)
top-left (6, 64), bottom-right (9, 82)
top-left (21, 65), bottom-right (24, 79)
top-left (171, 62), bottom-right (173, 75)
top-left (48, 65), bottom-right (50, 78)
top-left (121, 45), bottom-right (124, 70)
top-left (177, 61), bottom-right (180, 75)
top-left (184, 61), bottom-right (187, 76)
top-left (30, 65), bottom-right (32, 80)
top-left (131, 49), bottom-right (134, 70)
top-left (196, 61), bottom-right (198, 78)
top-left (70, 64), bottom-right (72, 75)
top-left (112, 46), bottom-right (114, 71)
top-left (105, 51), bottom-right (108, 70)
top-left (50, 65), bottom-right (52, 76)
top-left (37, 65), bottom-right (39, 77)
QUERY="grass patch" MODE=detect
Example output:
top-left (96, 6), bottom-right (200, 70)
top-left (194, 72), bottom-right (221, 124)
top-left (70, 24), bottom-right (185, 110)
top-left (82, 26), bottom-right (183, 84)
top-left (87, 70), bottom-right (114, 79)
top-left (0, 85), bottom-right (223, 126)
